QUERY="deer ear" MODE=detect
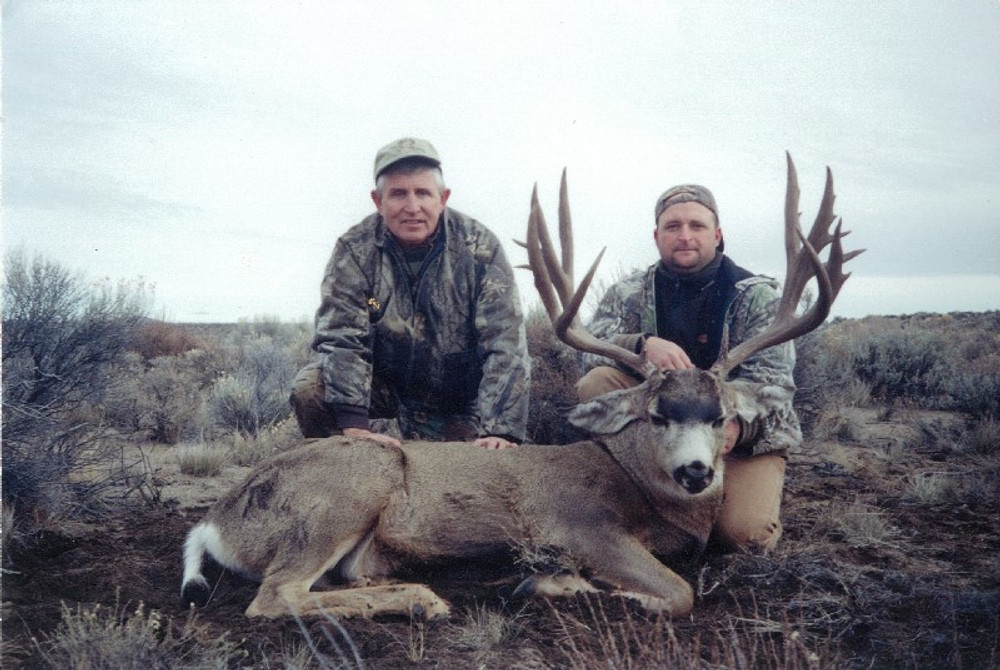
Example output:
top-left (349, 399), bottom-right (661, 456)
top-left (568, 386), bottom-right (645, 435)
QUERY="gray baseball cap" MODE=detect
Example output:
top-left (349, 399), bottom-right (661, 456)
top-left (373, 137), bottom-right (441, 181)
top-left (654, 184), bottom-right (718, 222)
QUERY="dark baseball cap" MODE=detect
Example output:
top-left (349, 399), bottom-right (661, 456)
top-left (654, 184), bottom-right (718, 222)
top-left (373, 137), bottom-right (441, 182)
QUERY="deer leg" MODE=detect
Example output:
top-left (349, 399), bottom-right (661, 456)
top-left (512, 573), bottom-right (601, 600)
top-left (290, 583), bottom-right (451, 619)
top-left (247, 574), bottom-right (449, 619)
top-left (577, 534), bottom-right (696, 616)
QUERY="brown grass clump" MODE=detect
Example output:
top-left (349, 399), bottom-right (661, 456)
top-left (134, 320), bottom-right (205, 360)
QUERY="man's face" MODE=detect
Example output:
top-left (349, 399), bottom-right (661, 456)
top-left (371, 170), bottom-right (451, 248)
top-left (654, 201), bottom-right (722, 273)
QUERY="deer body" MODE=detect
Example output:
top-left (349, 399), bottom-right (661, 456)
top-left (183, 369), bottom-right (729, 619)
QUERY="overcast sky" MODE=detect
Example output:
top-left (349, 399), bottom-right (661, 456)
top-left (3, 1), bottom-right (999, 323)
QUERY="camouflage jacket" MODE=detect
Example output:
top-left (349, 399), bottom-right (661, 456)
top-left (312, 207), bottom-right (530, 441)
top-left (582, 258), bottom-right (801, 456)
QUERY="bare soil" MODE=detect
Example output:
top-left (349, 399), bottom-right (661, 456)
top-left (3, 408), bottom-right (999, 668)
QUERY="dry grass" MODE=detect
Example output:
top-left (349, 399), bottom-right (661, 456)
top-left (35, 595), bottom-right (240, 669)
top-left (445, 602), bottom-right (528, 652)
top-left (174, 443), bottom-right (229, 477)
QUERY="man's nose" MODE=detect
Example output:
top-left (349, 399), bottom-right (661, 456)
top-left (402, 193), bottom-right (420, 211)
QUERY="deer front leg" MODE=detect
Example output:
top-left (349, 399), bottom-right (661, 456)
top-left (577, 534), bottom-right (696, 616)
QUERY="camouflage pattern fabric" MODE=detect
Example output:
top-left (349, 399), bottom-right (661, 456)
top-left (582, 260), bottom-right (801, 456)
top-left (310, 207), bottom-right (529, 441)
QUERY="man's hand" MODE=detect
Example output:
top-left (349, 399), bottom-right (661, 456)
top-left (474, 436), bottom-right (518, 450)
top-left (723, 418), bottom-right (740, 454)
top-left (643, 336), bottom-right (695, 370)
top-left (343, 427), bottom-right (402, 448)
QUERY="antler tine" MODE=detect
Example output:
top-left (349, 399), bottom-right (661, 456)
top-left (558, 168), bottom-right (574, 287)
top-left (526, 187), bottom-right (563, 324)
top-left (712, 154), bottom-right (864, 378)
top-left (525, 172), bottom-right (652, 378)
top-left (531, 184), bottom-right (573, 308)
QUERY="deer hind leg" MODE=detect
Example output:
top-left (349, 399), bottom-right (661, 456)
top-left (289, 583), bottom-right (450, 619)
top-left (244, 532), bottom-right (451, 620)
top-left (248, 571), bottom-right (449, 619)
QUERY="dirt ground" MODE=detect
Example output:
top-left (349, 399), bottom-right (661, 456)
top-left (3, 408), bottom-right (999, 668)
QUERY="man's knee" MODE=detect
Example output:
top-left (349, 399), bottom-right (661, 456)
top-left (290, 363), bottom-right (337, 438)
top-left (576, 366), bottom-right (641, 403)
top-left (711, 515), bottom-right (783, 554)
top-left (711, 454), bottom-right (786, 554)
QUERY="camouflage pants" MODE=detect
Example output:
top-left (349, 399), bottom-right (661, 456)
top-left (577, 365), bottom-right (786, 554)
top-left (289, 362), bottom-right (478, 441)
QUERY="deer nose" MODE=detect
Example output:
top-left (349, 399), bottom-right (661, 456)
top-left (673, 461), bottom-right (714, 494)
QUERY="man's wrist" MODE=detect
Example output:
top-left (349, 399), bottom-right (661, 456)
top-left (332, 403), bottom-right (370, 431)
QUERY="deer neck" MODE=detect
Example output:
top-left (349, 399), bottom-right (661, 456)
top-left (596, 433), bottom-right (723, 546)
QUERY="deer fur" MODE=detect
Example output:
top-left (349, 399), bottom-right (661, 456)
top-left (181, 369), bottom-right (738, 619)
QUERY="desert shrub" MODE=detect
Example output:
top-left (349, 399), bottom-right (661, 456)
top-left (938, 364), bottom-right (1000, 419)
top-left (793, 322), bottom-right (860, 422)
top-left (36, 599), bottom-right (240, 669)
top-left (2, 249), bottom-right (151, 527)
top-left (103, 351), bottom-right (217, 443)
top-left (2, 249), bottom-right (150, 430)
top-left (848, 329), bottom-right (948, 405)
top-left (208, 334), bottom-right (302, 436)
top-left (524, 305), bottom-right (586, 445)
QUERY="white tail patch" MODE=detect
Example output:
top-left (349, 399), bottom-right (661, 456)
top-left (182, 521), bottom-right (251, 592)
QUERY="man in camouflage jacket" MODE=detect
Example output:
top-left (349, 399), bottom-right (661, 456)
top-left (291, 138), bottom-right (529, 450)
top-left (577, 184), bottom-right (799, 552)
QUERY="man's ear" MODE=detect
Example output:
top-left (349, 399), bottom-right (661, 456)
top-left (439, 188), bottom-right (451, 207)
top-left (371, 189), bottom-right (383, 210)
top-left (568, 386), bottom-right (645, 435)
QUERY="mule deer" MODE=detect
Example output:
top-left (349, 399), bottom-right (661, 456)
top-left (181, 153), bottom-right (861, 619)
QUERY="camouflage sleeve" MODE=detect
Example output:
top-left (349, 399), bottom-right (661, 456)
top-left (312, 239), bottom-right (374, 415)
top-left (725, 281), bottom-right (802, 455)
top-left (473, 241), bottom-right (530, 441)
top-left (580, 272), bottom-right (648, 373)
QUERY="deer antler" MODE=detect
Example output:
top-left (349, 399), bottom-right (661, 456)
top-left (525, 169), bottom-right (653, 378)
top-left (710, 153), bottom-right (865, 378)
